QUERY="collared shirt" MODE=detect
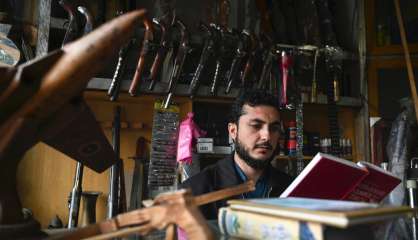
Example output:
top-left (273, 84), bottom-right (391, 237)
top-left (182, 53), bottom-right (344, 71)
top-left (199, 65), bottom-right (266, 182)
top-left (234, 162), bottom-right (270, 198)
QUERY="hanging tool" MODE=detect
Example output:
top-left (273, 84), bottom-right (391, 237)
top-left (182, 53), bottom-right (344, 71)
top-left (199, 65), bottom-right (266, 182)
top-left (163, 19), bottom-right (190, 109)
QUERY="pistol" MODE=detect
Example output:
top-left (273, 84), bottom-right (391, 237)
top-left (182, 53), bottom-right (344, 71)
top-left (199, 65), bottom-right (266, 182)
top-left (188, 22), bottom-right (215, 98)
top-left (257, 46), bottom-right (276, 90)
top-left (225, 29), bottom-right (250, 94)
top-left (59, 0), bottom-right (80, 46)
top-left (128, 17), bottom-right (154, 96)
top-left (208, 23), bottom-right (225, 96)
top-left (240, 31), bottom-right (257, 89)
top-left (77, 6), bottom-right (94, 35)
top-left (148, 18), bottom-right (171, 91)
top-left (163, 20), bottom-right (190, 108)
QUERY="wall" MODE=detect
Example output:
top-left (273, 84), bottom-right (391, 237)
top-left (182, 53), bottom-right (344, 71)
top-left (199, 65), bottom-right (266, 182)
top-left (16, 91), bottom-right (192, 227)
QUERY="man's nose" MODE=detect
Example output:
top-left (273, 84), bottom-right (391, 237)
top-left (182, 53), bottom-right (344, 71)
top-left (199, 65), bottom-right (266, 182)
top-left (259, 126), bottom-right (271, 141)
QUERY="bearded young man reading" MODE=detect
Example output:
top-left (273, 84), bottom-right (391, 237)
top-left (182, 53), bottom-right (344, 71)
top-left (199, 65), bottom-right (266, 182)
top-left (181, 90), bottom-right (293, 220)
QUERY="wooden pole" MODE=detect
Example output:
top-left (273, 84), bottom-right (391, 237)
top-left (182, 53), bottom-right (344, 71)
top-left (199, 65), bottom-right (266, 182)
top-left (394, 0), bottom-right (418, 122)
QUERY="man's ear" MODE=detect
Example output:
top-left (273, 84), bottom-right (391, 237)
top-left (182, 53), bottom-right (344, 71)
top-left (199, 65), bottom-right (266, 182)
top-left (228, 122), bottom-right (237, 141)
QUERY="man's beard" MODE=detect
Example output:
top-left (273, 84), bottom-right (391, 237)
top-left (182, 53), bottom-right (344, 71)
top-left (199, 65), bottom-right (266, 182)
top-left (234, 137), bottom-right (274, 170)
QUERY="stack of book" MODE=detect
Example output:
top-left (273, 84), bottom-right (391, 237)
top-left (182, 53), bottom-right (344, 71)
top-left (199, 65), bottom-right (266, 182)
top-left (218, 153), bottom-right (413, 239)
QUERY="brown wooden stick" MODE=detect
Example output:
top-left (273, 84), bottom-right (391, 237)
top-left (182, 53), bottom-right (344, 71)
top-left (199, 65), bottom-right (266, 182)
top-left (69, 181), bottom-right (255, 240)
top-left (394, 0), bottom-right (418, 122)
top-left (193, 180), bottom-right (255, 206)
top-left (84, 225), bottom-right (148, 240)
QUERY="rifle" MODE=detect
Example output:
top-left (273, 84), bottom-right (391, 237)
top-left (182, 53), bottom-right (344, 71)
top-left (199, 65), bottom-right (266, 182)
top-left (67, 6), bottom-right (94, 228)
top-left (59, 0), bottom-right (80, 46)
top-left (107, 106), bottom-right (121, 218)
top-left (128, 17), bottom-right (154, 96)
top-left (148, 18), bottom-right (172, 91)
top-left (77, 6), bottom-right (93, 34)
top-left (108, 41), bottom-right (131, 101)
top-left (188, 23), bottom-right (215, 98)
top-left (129, 137), bottom-right (149, 211)
top-left (225, 29), bottom-right (249, 94)
top-left (163, 19), bottom-right (190, 109)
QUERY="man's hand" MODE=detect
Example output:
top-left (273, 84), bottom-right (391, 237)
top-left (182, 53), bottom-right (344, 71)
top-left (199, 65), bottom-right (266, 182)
top-left (116, 189), bottom-right (214, 239)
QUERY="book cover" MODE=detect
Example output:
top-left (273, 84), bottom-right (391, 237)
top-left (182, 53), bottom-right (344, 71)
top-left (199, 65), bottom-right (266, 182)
top-left (280, 153), bottom-right (401, 202)
top-left (226, 197), bottom-right (413, 228)
top-left (218, 207), bottom-right (324, 240)
top-left (344, 161), bottom-right (401, 202)
top-left (280, 153), bottom-right (369, 200)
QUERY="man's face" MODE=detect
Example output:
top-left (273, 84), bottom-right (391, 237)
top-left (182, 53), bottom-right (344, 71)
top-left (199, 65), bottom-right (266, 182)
top-left (228, 104), bottom-right (281, 169)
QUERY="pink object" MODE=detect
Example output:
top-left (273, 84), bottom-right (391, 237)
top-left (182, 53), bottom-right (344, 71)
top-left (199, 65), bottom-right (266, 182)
top-left (177, 227), bottom-right (188, 240)
top-left (177, 112), bottom-right (206, 164)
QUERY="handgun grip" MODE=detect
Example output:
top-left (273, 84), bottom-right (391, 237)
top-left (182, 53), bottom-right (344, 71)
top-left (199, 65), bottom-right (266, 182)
top-left (129, 18), bottom-right (153, 96)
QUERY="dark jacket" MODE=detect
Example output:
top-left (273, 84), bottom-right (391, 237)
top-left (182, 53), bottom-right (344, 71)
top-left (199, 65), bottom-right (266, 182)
top-left (180, 155), bottom-right (293, 220)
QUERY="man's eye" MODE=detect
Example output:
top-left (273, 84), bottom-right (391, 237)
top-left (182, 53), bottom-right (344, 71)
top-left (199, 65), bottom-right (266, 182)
top-left (270, 125), bottom-right (280, 133)
top-left (250, 124), bottom-right (262, 130)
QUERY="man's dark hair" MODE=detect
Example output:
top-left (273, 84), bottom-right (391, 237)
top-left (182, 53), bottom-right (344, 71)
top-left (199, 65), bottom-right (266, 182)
top-left (229, 89), bottom-right (280, 124)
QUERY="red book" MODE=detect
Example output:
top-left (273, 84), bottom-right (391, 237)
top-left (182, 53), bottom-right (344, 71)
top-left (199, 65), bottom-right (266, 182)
top-left (280, 153), bottom-right (401, 203)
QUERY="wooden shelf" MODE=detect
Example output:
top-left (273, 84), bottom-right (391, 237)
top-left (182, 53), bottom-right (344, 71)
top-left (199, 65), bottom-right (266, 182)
top-left (86, 78), bottom-right (362, 107)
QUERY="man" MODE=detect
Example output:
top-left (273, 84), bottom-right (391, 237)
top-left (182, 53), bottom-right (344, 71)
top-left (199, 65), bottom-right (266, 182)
top-left (181, 89), bottom-right (293, 220)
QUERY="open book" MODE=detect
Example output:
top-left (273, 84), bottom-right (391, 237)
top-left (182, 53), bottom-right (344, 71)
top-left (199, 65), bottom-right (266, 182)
top-left (280, 153), bottom-right (401, 203)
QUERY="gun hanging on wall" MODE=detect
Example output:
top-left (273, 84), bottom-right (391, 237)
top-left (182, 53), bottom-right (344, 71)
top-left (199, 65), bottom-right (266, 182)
top-left (67, 5), bottom-right (94, 229)
top-left (188, 22), bottom-right (215, 98)
top-left (240, 31), bottom-right (257, 90)
top-left (257, 46), bottom-right (276, 91)
top-left (129, 18), bottom-right (154, 96)
top-left (129, 137), bottom-right (149, 211)
top-left (107, 106), bottom-right (122, 218)
top-left (163, 19), bottom-right (190, 108)
top-left (148, 18), bottom-right (172, 91)
top-left (225, 29), bottom-right (249, 94)
top-left (59, 0), bottom-right (80, 46)
top-left (208, 23), bottom-right (228, 96)
top-left (108, 41), bottom-right (132, 101)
